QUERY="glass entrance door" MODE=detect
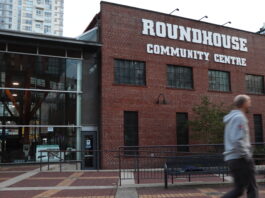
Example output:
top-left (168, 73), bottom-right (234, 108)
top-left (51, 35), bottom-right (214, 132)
top-left (81, 132), bottom-right (97, 169)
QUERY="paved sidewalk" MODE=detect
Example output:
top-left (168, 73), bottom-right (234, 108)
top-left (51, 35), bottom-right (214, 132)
top-left (0, 166), bottom-right (265, 198)
top-left (137, 186), bottom-right (265, 198)
top-left (0, 166), bottom-right (118, 198)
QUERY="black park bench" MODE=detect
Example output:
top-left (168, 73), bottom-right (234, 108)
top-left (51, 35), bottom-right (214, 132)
top-left (164, 154), bottom-right (229, 188)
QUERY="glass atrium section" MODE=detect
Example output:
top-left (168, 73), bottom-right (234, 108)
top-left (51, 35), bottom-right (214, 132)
top-left (0, 53), bottom-right (78, 91)
top-left (0, 52), bottom-right (81, 163)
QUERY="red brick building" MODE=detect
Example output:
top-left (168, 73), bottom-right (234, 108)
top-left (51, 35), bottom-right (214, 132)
top-left (86, 2), bottom-right (265, 164)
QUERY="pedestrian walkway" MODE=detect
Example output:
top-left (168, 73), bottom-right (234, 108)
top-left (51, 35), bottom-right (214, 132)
top-left (0, 166), bottom-right (118, 198)
top-left (137, 186), bottom-right (265, 198)
top-left (0, 165), bottom-right (265, 198)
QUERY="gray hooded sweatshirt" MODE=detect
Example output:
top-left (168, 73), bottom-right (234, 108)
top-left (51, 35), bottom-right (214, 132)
top-left (223, 110), bottom-right (252, 161)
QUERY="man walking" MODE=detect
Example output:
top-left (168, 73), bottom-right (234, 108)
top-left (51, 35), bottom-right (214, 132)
top-left (222, 95), bottom-right (258, 198)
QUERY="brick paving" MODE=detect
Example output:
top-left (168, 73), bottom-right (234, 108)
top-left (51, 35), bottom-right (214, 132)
top-left (8, 171), bottom-right (119, 188)
top-left (0, 172), bottom-right (25, 182)
top-left (0, 167), bottom-right (265, 198)
top-left (32, 172), bottom-right (74, 178)
top-left (0, 190), bottom-right (45, 198)
top-left (0, 170), bottom-right (118, 198)
top-left (137, 185), bottom-right (265, 198)
top-left (71, 178), bottom-right (118, 186)
top-left (0, 165), bottom-right (38, 183)
top-left (50, 189), bottom-right (116, 197)
top-left (0, 165), bottom-right (39, 172)
top-left (10, 178), bottom-right (64, 187)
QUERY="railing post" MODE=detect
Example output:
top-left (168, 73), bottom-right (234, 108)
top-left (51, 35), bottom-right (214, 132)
top-left (47, 151), bottom-right (50, 170)
top-left (96, 150), bottom-right (99, 170)
top-left (76, 151), bottom-right (78, 170)
top-left (118, 147), bottom-right (122, 186)
top-left (59, 150), bottom-right (62, 172)
top-left (164, 171), bottom-right (168, 189)
top-left (40, 151), bottom-right (42, 171)
top-left (136, 151), bottom-right (140, 184)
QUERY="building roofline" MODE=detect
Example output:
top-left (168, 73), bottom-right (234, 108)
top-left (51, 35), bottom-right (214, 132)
top-left (0, 29), bottom-right (102, 46)
top-left (100, 1), bottom-right (263, 37)
top-left (84, 13), bottom-right (100, 33)
top-left (257, 28), bottom-right (265, 34)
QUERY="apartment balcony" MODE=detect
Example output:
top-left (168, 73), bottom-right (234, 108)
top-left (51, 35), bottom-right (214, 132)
top-left (35, 3), bottom-right (45, 9)
top-left (33, 15), bottom-right (44, 22)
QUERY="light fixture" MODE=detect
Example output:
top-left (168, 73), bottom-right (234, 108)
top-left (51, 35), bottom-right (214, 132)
top-left (199, 15), bottom-right (208, 21)
top-left (169, 8), bottom-right (180, 15)
top-left (12, 82), bottom-right (19, 86)
top-left (12, 93), bottom-right (18, 97)
top-left (155, 93), bottom-right (168, 105)
top-left (222, 21), bottom-right (231, 26)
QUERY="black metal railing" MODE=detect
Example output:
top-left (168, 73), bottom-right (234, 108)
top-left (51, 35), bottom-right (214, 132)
top-left (39, 149), bottom-right (120, 172)
top-left (118, 143), bottom-right (265, 185)
top-left (37, 143), bottom-right (265, 185)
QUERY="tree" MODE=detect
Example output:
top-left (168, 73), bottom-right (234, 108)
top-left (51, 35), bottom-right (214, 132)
top-left (189, 96), bottom-right (230, 144)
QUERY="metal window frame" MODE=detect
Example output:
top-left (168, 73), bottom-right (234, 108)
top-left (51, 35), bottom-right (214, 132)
top-left (167, 65), bottom-right (193, 89)
top-left (208, 70), bottom-right (230, 92)
top-left (0, 47), bottom-right (84, 60)
top-left (114, 59), bottom-right (146, 86)
top-left (0, 87), bottom-right (82, 94)
top-left (246, 74), bottom-right (264, 94)
top-left (0, 125), bottom-right (81, 128)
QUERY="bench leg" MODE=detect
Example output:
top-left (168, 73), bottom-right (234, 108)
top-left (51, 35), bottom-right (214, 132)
top-left (171, 175), bottom-right (174, 184)
top-left (188, 174), bottom-right (191, 182)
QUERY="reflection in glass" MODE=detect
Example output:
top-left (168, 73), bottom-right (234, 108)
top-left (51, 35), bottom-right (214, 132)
top-left (0, 126), bottom-right (76, 163)
top-left (0, 53), bottom-right (79, 91)
top-left (0, 52), bottom-right (80, 163)
top-left (0, 90), bottom-right (76, 140)
top-left (0, 91), bottom-right (77, 163)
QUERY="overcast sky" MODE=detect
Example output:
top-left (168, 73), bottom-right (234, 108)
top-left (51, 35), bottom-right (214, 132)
top-left (63, 0), bottom-right (265, 38)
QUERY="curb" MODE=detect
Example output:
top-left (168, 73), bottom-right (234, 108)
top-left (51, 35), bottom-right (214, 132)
top-left (119, 179), bottom-right (265, 189)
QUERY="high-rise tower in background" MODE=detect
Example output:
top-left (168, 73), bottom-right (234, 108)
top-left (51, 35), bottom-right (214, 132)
top-left (0, 0), bottom-right (64, 36)
top-left (258, 23), bottom-right (265, 35)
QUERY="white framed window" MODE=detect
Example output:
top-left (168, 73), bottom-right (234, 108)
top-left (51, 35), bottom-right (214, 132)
top-left (35, 22), bottom-right (42, 29)
top-left (36, 8), bottom-right (43, 16)
top-left (23, 26), bottom-right (32, 31)
top-left (44, 25), bottom-right (51, 33)
top-left (44, 12), bottom-right (51, 17)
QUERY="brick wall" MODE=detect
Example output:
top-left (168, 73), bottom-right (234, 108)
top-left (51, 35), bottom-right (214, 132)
top-left (99, 2), bottom-right (265, 162)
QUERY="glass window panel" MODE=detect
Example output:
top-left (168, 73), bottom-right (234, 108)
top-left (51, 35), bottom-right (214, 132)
top-left (208, 70), bottom-right (230, 92)
top-left (0, 90), bottom-right (76, 125)
top-left (167, 65), bottom-right (193, 89)
top-left (0, 88), bottom-right (77, 163)
top-left (0, 53), bottom-right (79, 91)
top-left (245, 74), bottom-right (264, 94)
top-left (0, 127), bottom-right (77, 163)
top-left (114, 59), bottom-right (146, 86)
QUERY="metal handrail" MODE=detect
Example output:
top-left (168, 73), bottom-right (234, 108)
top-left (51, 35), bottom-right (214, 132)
top-left (39, 149), bottom-right (120, 172)
top-left (37, 144), bottom-right (265, 185)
